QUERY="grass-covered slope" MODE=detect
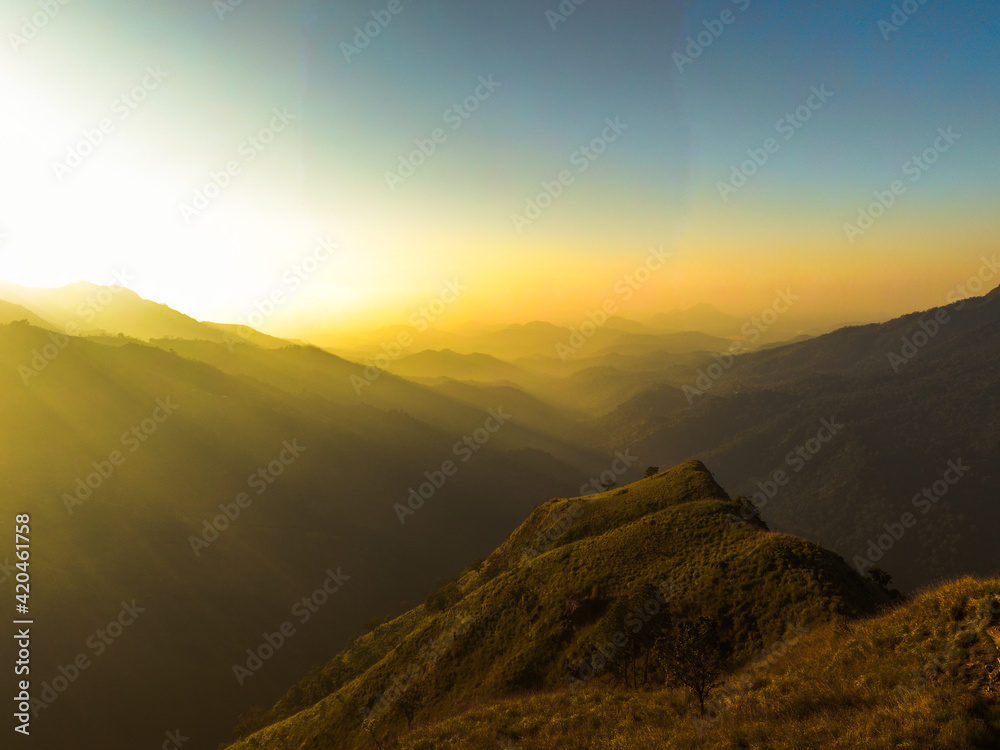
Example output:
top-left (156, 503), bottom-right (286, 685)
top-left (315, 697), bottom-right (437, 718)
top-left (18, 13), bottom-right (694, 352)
top-left (225, 461), bottom-right (891, 749)
top-left (397, 578), bottom-right (1000, 749)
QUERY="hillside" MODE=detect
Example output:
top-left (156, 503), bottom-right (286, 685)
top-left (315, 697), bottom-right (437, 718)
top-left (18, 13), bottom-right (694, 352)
top-left (0, 297), bottom-right (55, 328)
top-left (393, 577), bottom-right (1000, 749)
top-left (0, 321), bottom-right (586, 750)
top-left (224, 461), bottom-right (892, 749)
top-left (142, 338), bottom-right (598, 470)
top-left (590, 285), bottom-right (1000, 590)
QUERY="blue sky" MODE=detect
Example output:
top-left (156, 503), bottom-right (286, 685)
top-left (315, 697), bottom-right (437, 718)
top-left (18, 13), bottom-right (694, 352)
top-left (0, 0), bottom-right (997, 332)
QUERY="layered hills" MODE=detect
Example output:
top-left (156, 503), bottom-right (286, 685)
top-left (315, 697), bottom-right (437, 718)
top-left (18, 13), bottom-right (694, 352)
top-left (0, 320), bottom-right (587, 750)
top-left (591, 286), bottom-right (1000, 590)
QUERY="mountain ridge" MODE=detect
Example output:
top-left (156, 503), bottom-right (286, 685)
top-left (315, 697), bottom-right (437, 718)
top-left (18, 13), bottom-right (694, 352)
top-left (222, 460), bottom-right (894, 750)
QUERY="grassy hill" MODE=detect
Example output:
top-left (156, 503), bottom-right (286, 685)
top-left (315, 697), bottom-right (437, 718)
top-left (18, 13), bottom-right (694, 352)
top-left (393, 575), bottom-right (1000, 748)
top-left (223, 460), bottom-right (895, 749)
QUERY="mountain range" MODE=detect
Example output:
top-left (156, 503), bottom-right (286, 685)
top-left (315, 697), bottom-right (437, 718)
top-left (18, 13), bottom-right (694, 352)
top-left (1, 281), bottom-right (997, 749)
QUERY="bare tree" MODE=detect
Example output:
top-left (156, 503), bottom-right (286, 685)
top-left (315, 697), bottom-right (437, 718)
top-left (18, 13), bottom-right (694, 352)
top-left (655, 616), bottom-right (728, 715)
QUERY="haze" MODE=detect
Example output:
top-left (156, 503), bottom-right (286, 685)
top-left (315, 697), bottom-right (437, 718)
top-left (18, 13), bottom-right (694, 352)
top-left (2, 0), bottom-right (998, 336)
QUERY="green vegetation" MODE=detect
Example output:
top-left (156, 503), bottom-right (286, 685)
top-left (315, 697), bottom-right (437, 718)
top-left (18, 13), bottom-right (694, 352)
top-left (392, 579), bottom-right (1000, 749)
top-left (224, 461), bottom-right (905, 750)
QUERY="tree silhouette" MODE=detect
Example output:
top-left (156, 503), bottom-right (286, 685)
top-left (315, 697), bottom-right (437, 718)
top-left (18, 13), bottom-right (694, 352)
top-left (395, 684), bottom-right (423, 728)
top-left (868, 567), bottom-right (893, 592)
top-left (644, 466), bottom-right (659, 478)
top-left (655, 616), bottom-right (728, 715)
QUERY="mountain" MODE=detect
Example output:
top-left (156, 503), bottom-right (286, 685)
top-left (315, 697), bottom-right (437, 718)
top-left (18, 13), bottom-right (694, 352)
top-left (140, 338), bottom-right (597, 471)
top-left (222, 460), bottom-right (896, 749)
top-left (757, 333), bottom-right (814, 350)
top-left (648, 303), bottom-right (744, 336)
top-left (0, 320), bottom-right (588, 750)
top-left (0, 281), bottom-right (285, 347)
top-left (433, 322), bottom-right (732, 361)
top-left (591, 285), bottom-right (1000, 590)
top-left (319, 325), bottom-right (464, 358)
top-left (387, 349), bottom-right (534, 386)
top-left (647, 303), bottom-right (818, 348)
top-left (602, 315), bottom-right (652, 334)
top-left (0, 297), bottom-right (54, 328)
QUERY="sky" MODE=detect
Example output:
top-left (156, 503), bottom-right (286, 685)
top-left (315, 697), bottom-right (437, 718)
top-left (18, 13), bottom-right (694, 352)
top-left (0, 0), bottom-right (997, 336)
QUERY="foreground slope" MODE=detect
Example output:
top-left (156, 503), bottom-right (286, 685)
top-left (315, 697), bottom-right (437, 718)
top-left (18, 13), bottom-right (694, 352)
top-left (225, 461), bottom-right (890, 749)
top-left (398, 578), bottom-right (1000, 749)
